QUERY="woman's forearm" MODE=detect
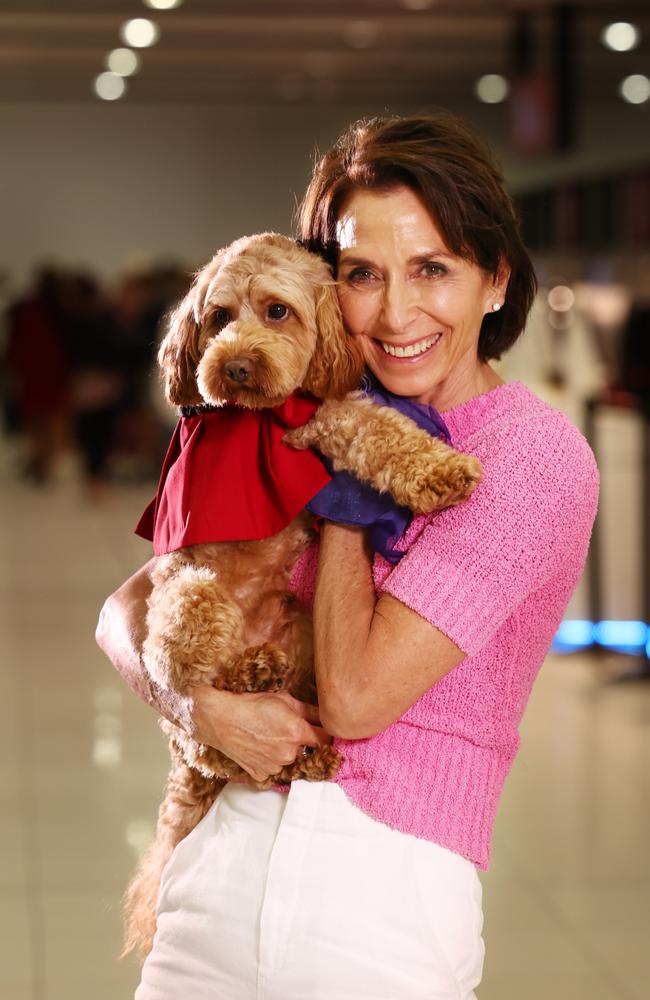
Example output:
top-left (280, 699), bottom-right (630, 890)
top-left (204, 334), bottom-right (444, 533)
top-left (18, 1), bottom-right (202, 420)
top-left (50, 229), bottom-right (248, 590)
top-left (313, 522), bottom-right (465, 739)
top-left (313, 523), bottom-right (377, 729)
top-left (95, 559), bottom-right (194, 732)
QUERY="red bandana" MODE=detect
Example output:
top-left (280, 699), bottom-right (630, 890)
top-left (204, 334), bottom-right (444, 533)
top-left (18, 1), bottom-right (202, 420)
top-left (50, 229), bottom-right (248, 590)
top-left (135, 393), bottom-right (331, 555)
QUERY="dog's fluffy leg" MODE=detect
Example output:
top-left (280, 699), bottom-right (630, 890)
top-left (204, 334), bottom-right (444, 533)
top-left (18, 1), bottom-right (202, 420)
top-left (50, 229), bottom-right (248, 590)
top-left (121, 747), bottom-right (223, 963)
top-left (284, 394), bottom-right (482, 512)
top-left (143, 562), bottom-right (245, 691)
top-left (225, 642), bottom-right (295, 693)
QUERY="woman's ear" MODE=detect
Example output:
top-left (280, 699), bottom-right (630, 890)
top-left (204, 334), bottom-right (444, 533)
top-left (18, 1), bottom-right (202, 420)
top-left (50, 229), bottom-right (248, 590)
top-left (489, 258), bottom-right (511, 310)
top-left (158, 290), bottom-right (203, 407)
top-left (302, 282), bottom-right (365, 399)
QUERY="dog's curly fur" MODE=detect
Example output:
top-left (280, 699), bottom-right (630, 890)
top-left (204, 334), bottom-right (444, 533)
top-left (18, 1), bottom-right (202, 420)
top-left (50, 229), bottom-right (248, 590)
top-left (123, 232), bottom-right (482, 961)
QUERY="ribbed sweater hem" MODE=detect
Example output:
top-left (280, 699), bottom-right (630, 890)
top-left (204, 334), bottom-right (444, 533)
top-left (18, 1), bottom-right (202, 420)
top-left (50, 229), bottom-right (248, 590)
top-left (331, 723), bottom-right (516, 870)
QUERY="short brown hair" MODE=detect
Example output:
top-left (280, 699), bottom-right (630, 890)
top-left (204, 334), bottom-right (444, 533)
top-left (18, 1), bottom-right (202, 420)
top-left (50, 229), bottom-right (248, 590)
top-left (298, 112), bottom-right (537, 362)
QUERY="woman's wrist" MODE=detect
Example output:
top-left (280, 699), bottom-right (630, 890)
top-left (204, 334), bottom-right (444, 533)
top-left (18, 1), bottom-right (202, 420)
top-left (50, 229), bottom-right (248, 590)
top-left (319, 520), bottom-right (371, 555)
top-left (186, 684), bottom-right (232, 748)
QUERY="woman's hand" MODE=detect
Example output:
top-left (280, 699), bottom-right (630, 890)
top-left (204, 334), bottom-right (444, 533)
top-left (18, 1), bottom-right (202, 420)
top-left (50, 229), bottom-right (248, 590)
top-left (189, 684), bottom-right (332, 783)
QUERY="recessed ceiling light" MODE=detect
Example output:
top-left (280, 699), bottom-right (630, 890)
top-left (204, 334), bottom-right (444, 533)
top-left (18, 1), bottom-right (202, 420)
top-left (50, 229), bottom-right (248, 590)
top-left (344, 21), bottom-right (378, 50)
top-left (143, 0), bottom-right (184, 8)
top-left (401, 0), bottom-right (436, 9)
top-left (120, 18), bottom-right (160, 48)
top-left (94, 72), bottom-right (127, 101)
top-left (601, 22), bottom-right (640, 52)
top-left (619, 74), bottom-right (650, 104)
top-left (474, 74), bottom-right (509, 104)
top-left (547, 285), bottom-right (575, 312)
top-left (106, 48), bottom-right (140, 77)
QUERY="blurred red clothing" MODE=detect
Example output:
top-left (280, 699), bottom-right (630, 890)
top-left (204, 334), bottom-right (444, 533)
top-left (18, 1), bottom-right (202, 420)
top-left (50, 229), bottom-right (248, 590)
top-left (8, 296), bottom-right (69, 417)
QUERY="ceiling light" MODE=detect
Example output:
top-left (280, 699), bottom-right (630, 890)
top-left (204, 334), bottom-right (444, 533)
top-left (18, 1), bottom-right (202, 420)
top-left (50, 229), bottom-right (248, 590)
top-left (94, 72), bottom-right (127, 101)
top-left (547, 285), bottom-right (575, 312)
top-left (106, 48), bottom-right (140, 77)
top-left (619, 74), bottom-right (650, 104)
top-left (601, 22), bottom-right (640, 52)
top-left (120, 18), bottom-right (160, 48)
top-left (344, 21), bottom-right (378, 50)
top-left (475, 74), bottom-right (509, 104)
top-left (143, 0), bottom-right (184, 8)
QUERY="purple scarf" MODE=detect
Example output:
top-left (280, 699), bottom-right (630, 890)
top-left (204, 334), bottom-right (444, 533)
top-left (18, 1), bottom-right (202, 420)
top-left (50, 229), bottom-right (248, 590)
top-left (307, 377), bottom-right (451, 564)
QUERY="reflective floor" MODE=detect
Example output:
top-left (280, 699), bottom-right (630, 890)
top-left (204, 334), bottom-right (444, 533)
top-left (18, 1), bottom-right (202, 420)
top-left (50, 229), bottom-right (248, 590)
top-left (1, 459), bottom-right (649, 1000)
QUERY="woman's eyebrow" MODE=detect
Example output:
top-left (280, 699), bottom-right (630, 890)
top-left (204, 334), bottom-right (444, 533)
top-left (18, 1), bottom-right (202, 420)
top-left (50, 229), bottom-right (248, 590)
top-left (408, 250), bottom-right (454, 263)
top-left (338, 255), bottom-right (374, 267)
top-left (339, 250), bottom-right (454, 267)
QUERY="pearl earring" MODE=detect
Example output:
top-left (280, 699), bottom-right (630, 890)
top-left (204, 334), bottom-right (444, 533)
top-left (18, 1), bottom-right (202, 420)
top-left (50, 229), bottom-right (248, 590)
top-left (492, 302), bottom-right (502, 312)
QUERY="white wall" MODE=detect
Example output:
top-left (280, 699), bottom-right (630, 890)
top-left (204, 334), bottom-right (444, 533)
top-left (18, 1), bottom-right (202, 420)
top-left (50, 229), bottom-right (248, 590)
top-left (1, 102), bottom-right (380, 290)
top-left (2, 98), bottom-right (649, 293)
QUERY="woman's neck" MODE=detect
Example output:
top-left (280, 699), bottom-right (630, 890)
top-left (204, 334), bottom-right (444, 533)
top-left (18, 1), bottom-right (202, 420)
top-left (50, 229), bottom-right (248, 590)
top-left (412, 363), bottom-right (505, 413)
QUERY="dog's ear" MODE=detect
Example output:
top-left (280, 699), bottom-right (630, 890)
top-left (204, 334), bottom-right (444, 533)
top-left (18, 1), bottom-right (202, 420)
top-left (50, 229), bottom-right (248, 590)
top-left (158, 290), bottom-right (204, 407)
top-left (157, 247), bottom-right (228, 407)
top-left (302, 283), bottom-right (365, 399)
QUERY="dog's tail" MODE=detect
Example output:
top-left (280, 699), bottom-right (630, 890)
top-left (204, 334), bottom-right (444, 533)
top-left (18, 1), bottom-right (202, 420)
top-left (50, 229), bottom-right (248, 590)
top-left (121, 755), bottom-right (223, 963)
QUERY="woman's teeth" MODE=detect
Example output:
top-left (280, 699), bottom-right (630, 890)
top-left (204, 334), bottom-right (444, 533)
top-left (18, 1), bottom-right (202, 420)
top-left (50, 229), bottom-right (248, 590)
top-left (380, 333), bottom-right (441, 358)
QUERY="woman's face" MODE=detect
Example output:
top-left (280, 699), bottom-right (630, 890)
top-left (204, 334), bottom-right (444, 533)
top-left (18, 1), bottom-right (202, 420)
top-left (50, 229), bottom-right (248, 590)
top-left (335, 185), bottom-right (508, 410)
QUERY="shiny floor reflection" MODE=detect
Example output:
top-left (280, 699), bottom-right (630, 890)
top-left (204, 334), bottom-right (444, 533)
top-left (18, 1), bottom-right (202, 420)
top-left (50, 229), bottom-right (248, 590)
top-left (1, 468), bottom-right (648, 1000)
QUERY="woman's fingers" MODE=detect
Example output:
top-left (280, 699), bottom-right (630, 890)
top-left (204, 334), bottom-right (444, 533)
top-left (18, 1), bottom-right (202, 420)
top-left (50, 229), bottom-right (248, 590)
top-left (187, 686), bottom-right (334, 782)
top-left (274, 691), bottom-right (322, 726)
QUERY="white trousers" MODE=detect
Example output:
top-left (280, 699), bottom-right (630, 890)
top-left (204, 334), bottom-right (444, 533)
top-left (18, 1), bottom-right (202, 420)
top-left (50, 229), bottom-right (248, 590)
top-left (136, 779), bottom-right (484, 1000)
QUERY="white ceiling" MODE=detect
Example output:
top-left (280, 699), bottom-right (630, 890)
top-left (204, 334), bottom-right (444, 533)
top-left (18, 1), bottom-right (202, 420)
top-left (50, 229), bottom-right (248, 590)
top-left (1, 1), bottom-right (648, 105)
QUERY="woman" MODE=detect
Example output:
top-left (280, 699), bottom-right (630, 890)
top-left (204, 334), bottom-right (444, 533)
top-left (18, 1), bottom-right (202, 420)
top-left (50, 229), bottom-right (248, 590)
top-left (96, 113), bottom-right (599, 1000)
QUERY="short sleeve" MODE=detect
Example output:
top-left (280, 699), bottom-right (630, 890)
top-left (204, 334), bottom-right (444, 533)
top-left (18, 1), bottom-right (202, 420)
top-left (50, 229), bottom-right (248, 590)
top-left (379, 414), bottom-right (599, 657)
top-left (288, 538), bottom-right (320, 611)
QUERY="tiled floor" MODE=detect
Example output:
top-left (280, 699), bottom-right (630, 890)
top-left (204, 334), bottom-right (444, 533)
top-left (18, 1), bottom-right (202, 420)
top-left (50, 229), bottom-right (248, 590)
top-left (2, 459), bottom-right (649, 999)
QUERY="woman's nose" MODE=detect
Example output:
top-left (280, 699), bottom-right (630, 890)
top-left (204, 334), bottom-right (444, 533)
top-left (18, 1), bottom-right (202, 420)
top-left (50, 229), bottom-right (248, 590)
top-left (380, 277), bottom-right (416, 334)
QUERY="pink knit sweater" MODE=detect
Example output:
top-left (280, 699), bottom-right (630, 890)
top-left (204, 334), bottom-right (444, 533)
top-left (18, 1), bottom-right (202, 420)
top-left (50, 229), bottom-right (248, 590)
top-left (289, 381), bottom-right (599, 869)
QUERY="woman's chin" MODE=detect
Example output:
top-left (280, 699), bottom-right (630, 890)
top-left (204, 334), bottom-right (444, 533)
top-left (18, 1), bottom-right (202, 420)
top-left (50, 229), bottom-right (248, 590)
top-left (365, 358), bottom-right (441, 403)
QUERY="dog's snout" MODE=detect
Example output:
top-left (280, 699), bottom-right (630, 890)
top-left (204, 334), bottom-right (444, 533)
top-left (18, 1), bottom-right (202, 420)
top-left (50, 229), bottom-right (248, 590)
top-left (224, 359), bottom-right (253, 384)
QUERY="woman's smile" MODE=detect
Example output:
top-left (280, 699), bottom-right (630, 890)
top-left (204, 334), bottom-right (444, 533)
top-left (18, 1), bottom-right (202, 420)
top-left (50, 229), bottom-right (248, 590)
top-left (373, 331), bottom-right (443, 361)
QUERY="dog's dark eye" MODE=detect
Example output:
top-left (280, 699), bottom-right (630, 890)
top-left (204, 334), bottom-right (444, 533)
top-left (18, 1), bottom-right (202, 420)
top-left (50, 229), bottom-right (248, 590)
top-left (214, 308), bottom-right (230, 328)
top-left (267, 303), bottom-right (289, 321)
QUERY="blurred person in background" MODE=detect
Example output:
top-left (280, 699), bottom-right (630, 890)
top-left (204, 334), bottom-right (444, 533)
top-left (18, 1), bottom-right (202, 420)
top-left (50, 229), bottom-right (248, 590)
top-left (111, 265), bottom-right (191, 480)
top-left (619, 293), bottom-right (650, 416)
top-left (5, 267), bottom-right (70, 484)
top-left (62, 272), bottom-right (126, 501)
top-left (98, 113), bottom-right (599, 1000)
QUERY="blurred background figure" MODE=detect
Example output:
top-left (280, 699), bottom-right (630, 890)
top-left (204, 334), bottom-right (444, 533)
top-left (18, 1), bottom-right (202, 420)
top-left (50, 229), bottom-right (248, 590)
top-left (4, 267), bottom-right (70, 484)
top-left (619, 287), bottom-right (650, 413)
top-left (63, 271), bottom-right (126, 501)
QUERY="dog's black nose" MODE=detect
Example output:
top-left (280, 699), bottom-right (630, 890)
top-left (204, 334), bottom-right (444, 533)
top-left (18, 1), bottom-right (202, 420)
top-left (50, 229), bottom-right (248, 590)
top-left (224, 359), bottom-right (253, 383)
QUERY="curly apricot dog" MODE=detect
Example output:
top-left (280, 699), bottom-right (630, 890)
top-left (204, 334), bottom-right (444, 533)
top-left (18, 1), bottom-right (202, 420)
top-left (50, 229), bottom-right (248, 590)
top-left (123, 232), bottom-right (482, 959)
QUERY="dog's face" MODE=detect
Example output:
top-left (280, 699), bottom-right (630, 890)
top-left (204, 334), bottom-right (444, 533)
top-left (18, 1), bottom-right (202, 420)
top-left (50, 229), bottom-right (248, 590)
top-left (158, 233), bottom-right (364, 409)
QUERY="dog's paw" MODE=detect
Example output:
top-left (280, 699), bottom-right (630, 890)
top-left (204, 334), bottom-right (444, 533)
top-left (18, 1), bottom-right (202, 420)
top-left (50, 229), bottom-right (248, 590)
top-left (235, 643), bottom-right (295, 693)
top-left (273, 744), bottom-right (344, 785)
top-left (283, 423), bottom-right (318, 451)
top-left (403, 453), bottom-right (482, 513)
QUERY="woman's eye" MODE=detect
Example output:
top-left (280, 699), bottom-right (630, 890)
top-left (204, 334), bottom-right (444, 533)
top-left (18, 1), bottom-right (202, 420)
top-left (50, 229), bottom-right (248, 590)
top-left (214, 307), bottom-right (231, 328)
top-left (347, 268), bottom-right (376, 284)
top-left (420, 262), bottom-right (447, 278)
top-left (267, 303), bottom-right (289, 321)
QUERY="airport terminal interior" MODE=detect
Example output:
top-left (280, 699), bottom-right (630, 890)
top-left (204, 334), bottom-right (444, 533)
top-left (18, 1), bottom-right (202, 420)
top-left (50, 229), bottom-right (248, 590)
top-left (1, 1), bottom-right (649, 998)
